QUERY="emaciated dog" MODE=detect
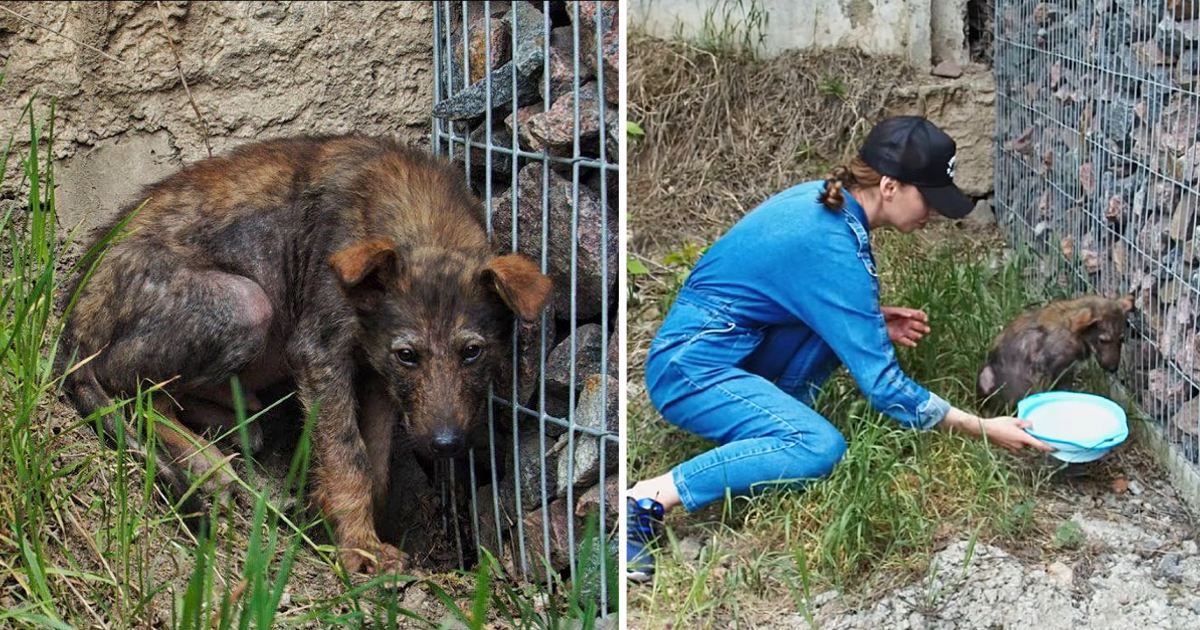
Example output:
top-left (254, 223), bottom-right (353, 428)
top-left (57, 135), bottom-right (553, 574)
top-left (977, 295), bottom-right (1134, 407)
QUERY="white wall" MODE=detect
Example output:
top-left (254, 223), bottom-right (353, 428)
top-left (631, 0), bottom-right (969, 69)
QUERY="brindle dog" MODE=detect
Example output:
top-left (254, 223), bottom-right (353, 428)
top-left (58, 135), bottom-right (552, 574)
top-left (977, 295), bottom-right (1134, 407)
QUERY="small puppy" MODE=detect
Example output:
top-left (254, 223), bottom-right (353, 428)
top-left (978, 295), bottom-right (1134, 406)
top-left (58, 135), bottom-right (553, 575)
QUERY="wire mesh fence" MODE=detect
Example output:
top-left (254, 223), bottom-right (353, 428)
top-left (429, 0), bottom-right (619, 612)
top-left (994, 1), bottom-right (1199, 476)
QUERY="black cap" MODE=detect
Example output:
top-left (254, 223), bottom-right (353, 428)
top-left (859, 115), bottom-right (973, 219)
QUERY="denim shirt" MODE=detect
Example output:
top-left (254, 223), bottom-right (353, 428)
top-left (663, 180), bottom-right (951, 430)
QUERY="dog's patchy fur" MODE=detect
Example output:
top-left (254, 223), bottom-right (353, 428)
top-left (977, 294), bottom-right (1134, 407)
top-left (57, 135), bottom-right (552, 574)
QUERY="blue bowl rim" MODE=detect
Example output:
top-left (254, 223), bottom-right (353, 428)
top-left (1016, 391), bottom-right (1129, 451)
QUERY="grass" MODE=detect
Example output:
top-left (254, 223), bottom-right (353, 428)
top-left (692, 0), bottom-right (770, 60)
top-left (0, 94), bottom-right (614, 628)
top-left (626, 223), bottom-right (1122, 626)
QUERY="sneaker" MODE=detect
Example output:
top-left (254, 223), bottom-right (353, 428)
top-left (626, 496), bottom-right (665, 582)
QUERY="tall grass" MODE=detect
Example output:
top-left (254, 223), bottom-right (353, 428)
top-left (628, 227), bottom-right (1066, 626)
top-left (0, 96), bottom-right (612, 628)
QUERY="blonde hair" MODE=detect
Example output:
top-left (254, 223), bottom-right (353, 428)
top-left (818, 156), bottom-right (884, 211)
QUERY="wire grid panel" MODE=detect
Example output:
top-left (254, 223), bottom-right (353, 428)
top-left (993, 1), bottom-right (1199, 468)
top-left (430, 0), bottom-right (619, 611)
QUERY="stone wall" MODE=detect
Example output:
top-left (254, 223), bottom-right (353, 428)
top-left (994, 0), bottom-right (1200, 468)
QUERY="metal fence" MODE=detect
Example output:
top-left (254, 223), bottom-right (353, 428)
top-left (994, 1), bottom-right (1199, 480)
top-left (429, 0), bottom-right (619, 612)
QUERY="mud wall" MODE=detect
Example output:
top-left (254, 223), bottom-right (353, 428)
top-left (0, 1), bottom-right (435, 238)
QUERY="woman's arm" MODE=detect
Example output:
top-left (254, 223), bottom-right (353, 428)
top-left (937, 406), bottom-right (1055, 452)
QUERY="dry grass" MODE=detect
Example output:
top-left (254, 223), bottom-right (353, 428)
top-left (627, 32), bottom-right (915, 258)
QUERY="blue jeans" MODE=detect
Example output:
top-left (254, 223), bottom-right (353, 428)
top-left (645, 292), bottom-right (849, 513)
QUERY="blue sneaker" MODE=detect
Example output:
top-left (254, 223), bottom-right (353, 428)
top-left (626, 496), bottom-right (665, 582)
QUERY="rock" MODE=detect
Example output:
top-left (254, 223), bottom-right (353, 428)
top-left (544, 323), bottom-right (608, 421)
top-left (433, 62), bottom-right (542, 121)
top-left (490, 163), bottom-right (617, 320)
top-left (575, 477), bottom-right (620, 532)
top-left (512, 426), bottom-right (561, 509)
top-left (1080, 162), bottom-right (1096, 193)
top-left (1082, 247), bottom-right (1100, 274)
top-left (1010, 126), bottom-right (1036, 156)
top-left (1155, 20), bottom-right (1187, 61)
top-left (55, 131), bottom-right (181, 241)
top-left (1100, 98), bottom-right (1137, 149)
top-left (1047, 561), bottom-right (1074, 588)
top-left (1171, 194), bottom-right (1198, 241)
top-left (502, 103), bottom-right (542, 151)
top-left (433, 3), bottom-right (546, 120)
top-left (547, 26), bottom-right (595, 103)
top-left (1155, 552), bottom-right (1184, 580)
top-left (1142, 364), bottom-right (1190, 415)
top-left (932, 60), bottom-right (963, 78)
top-left (1169, 397), bottom-right (1199, 437)
top-left (605, 328), bottom-right (619, 378)
top-left (495, 310), bottom-right (557, 410)
top-left (1136, 217), bottom-right (1171, 258)
top-left (555, 374), bottom-right (619, 495)
top-left (678, 536), bottom-right (704, 562)
top-left (458, 122), bottom-right (514, 179)
top-left (524, 81), bottom-right (618, 156)
top-left (1169, 0), bottom-right (1199, 21)
top-left (448, 17), bottom-right (511, 90)
top-left (1128, 479), bottom-right (1145, 496)
top-left (473, 430), bottom-right (560, 557)
top-left (521, 496), bottom-right (573, 580)
top-left (567, 1), bottom-right (619, 104)
top-left (1178, 49), bottom-right (1200, 88)
top-left (1133, 40), bottom-right (1170, 66)
top-left (961, 198), bottom-right (996, 228)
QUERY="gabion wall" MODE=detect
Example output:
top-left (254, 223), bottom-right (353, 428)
top-left (994, 1), bottom-right (1199, 470)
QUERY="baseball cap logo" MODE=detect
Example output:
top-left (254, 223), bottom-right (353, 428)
top-left (946, 154), bottom-right (957, 180)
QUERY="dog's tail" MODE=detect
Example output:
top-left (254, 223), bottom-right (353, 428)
top-left (57, 338), bottom-right (209, 531)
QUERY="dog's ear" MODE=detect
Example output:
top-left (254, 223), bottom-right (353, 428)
top-left (481, 253), bottom-right (553, 322)
top-left (329, 238), bottom-right (406, 307)
top-left (1069, 304), bottom-right (1102, 332)
top-left (1119, 294), bottom-right (1135, 313)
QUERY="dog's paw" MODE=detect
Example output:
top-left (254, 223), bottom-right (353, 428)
top-left (339, 541), bottom-right (409, 575)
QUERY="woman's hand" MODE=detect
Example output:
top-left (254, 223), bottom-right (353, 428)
top-left (882, 306), bottom-right (931, 348)
top-left (939, 408), bottom-right (1055, 452)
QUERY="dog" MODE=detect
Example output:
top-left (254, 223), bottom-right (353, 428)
top-left (57, 135), bottom-right (553, 575)
top-left (977, 294), bottom-right (1134, 407)
top-left (974, 296), bottom-right (1132, 408)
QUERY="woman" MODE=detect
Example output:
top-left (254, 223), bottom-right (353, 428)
top-left (626, 116), bottom-right (1053, 582)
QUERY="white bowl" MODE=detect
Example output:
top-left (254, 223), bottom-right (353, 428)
top-left (1016, 391), bottom-right (1129, 463)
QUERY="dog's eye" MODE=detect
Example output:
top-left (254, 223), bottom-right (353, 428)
top-left (462, 344), bottom-right (483, 364)
top-left (396, 348), bottom-right (419, 366)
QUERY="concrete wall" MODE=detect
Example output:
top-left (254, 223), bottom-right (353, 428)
top-left (0, 1), bottom-right (434, 239)
top-left (631, 0), bottom-right (969, 69)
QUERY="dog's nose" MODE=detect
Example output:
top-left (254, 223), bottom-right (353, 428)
top-left (431, 431), bottom-right (465, 456)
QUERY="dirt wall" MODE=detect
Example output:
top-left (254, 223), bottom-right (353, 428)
top-left (0, 1), bottom-right (435, 238)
